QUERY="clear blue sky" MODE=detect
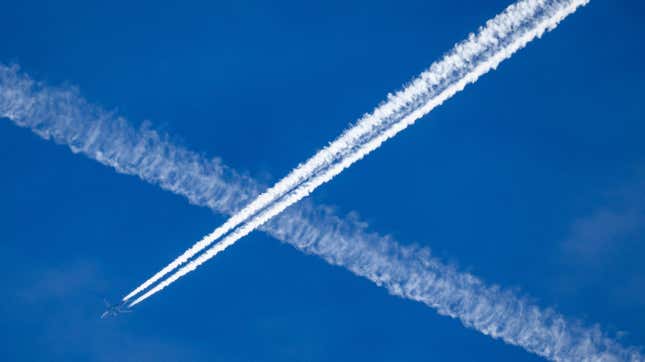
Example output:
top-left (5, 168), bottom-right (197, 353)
top-left (1, 1), bottom-right (644, 361)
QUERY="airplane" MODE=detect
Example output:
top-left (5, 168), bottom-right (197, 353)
top-left (101, 299), bottom-right (132, 319)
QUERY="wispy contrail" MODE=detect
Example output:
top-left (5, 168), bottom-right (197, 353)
top-left (2, 69), bottom-right (643, 362)
top-left (127, 0), bottom-right (592, 307)
top-left (3, 3), bottom-right (644, 362)
top-left (121, 0), bottom-right (581, 303)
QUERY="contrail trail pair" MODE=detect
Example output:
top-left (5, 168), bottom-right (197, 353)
top-left (120, 0), bottom-right (568, 304)
top-left (3, 1), bottom-right (644, 360)
top-left (123, 0), bottom-right (591, 308)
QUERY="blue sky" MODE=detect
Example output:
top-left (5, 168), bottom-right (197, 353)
top-left (1, 0), bottom-right (644, 361)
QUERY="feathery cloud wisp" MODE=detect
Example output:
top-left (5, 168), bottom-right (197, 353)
top-left (2, 65), bottom-right (642, 361)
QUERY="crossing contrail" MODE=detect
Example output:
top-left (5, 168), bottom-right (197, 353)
top-left (120, 0), bottom-right (583, 303)
top-left (3, 1), bottom-right (644, 360)
top-left (2, 66), bottom-right (643, 361)
top-left (126, 0), bottom-right (592, 307)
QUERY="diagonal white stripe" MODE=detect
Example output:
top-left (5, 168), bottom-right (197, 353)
top-left (128, 0), bottom-right (589, 307)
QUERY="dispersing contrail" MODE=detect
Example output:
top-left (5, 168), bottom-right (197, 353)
top-left (2, 73), bottom-right (644, 362)
top-left (121, 0), bottom-right (580, 302)
top-left (3, 3), bottom-right (645, 362)
top-left (126, 0), bottom-right (592, 307)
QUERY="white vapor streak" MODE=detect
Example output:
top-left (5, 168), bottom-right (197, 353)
top-left (122, 0), bottom-right (554, 302)
top-left (128, 0), bottom-right (590, 307)
top-left (4, 1), bottom-right (645, 360)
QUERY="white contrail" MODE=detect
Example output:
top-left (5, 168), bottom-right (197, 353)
top-left (3, 68), bottom-right (644, 362)
top-left (127, 0), bottom-right (590, 306)
top-left (3, 1), bottom-right (645, 360)
top-left (120, 0), bottom-right (563, 302)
